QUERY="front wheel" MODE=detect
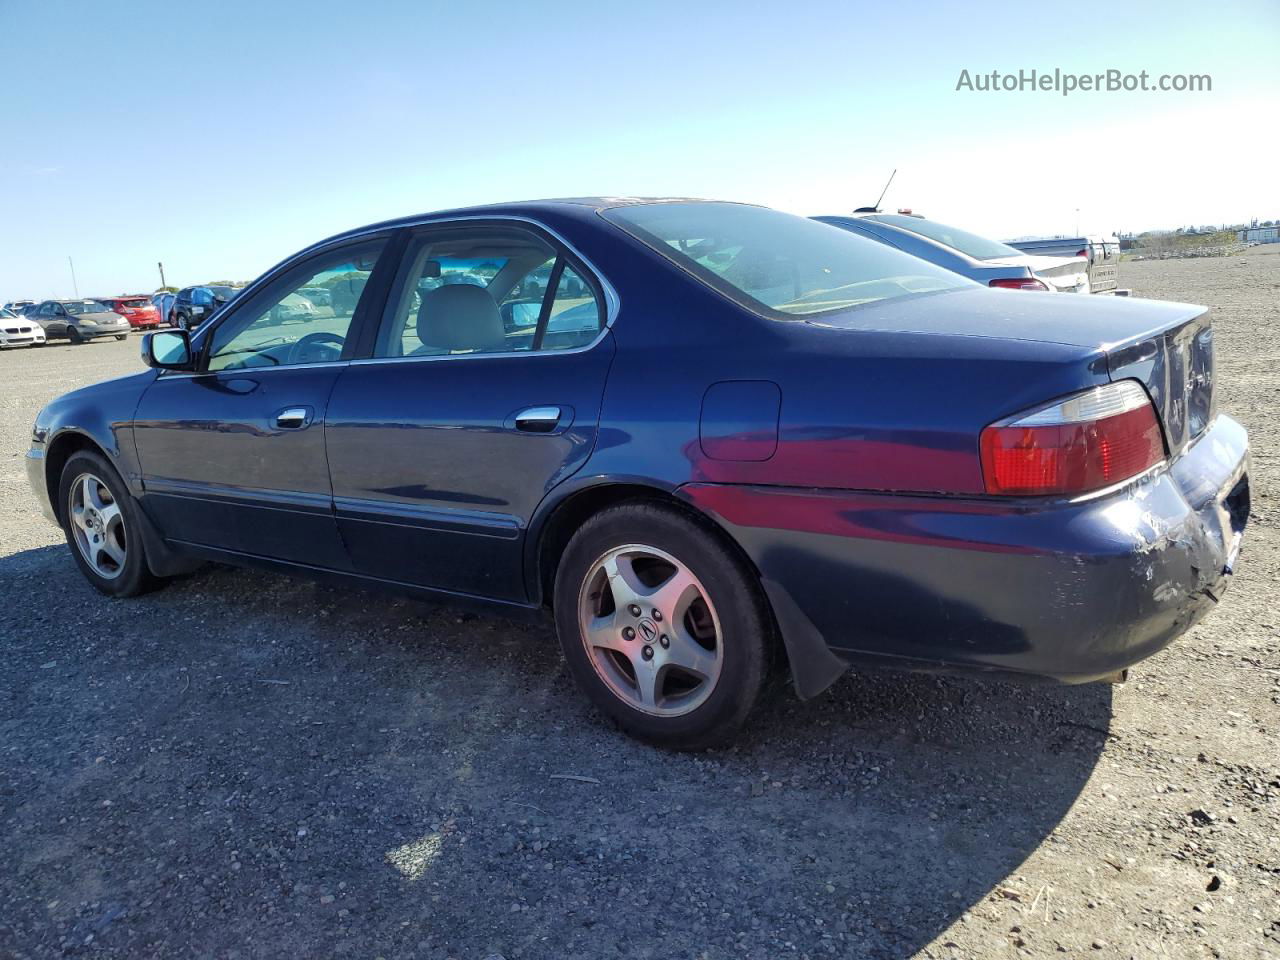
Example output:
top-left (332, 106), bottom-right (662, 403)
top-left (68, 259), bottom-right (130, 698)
top-left (67, 328), bottom-right (83, 344)
top-left (58, 450), bottom-right (162, 597)
top-left (554, 502), bottom-right (772, 749)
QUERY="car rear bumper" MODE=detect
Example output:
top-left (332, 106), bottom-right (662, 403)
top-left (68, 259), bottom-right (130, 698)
top-left (680, 414), bottom-right (1250, 696)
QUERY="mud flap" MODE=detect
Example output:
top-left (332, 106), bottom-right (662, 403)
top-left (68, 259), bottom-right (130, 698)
top-left (134, 501), bottom-right (204, 577)
top-left (761, 577), bottom-right (850, 700)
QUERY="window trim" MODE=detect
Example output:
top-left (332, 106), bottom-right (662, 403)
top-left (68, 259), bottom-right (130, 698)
top-left (367, 218), bottom-right (610, 364)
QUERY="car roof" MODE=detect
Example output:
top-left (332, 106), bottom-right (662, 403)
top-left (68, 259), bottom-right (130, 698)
top-left (320, 197), bottom-right (732, 244)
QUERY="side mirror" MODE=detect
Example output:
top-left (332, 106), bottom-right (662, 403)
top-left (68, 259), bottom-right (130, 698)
top-left (142, 330), bottom-right (193, 370)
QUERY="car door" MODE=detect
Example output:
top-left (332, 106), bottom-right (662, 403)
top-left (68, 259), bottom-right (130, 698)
top-left (324, 221), bottom-right (615, 602)
top-left (132, 235), bottom-right (394, 567)
top-left (41, 302), bottom-right (68, 336)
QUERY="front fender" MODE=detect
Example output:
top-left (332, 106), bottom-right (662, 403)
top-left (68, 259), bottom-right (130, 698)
top-left (35, 370), bottom-right (157, 501)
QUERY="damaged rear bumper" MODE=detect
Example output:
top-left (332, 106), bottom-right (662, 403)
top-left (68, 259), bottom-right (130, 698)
top-left (681, 414), bottom-right (1250, 698)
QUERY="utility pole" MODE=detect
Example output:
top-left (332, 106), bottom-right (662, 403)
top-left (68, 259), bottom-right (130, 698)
top-left (68, 256), bottom-right (79, 298)
top-left (158, 261), bottom-right (167, 290)
top-left (1075, 208), bottom-right (1081, 237)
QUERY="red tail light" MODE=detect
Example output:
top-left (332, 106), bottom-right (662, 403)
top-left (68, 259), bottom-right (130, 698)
top-left (980, 381), bottom-right (1166, 496)
top-left (989, 277), bottom-right (1050, 291)
top-left (1075, 248), bottom-right (1089, 258)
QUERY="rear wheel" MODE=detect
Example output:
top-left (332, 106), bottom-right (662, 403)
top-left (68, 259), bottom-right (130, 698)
top-left (115, 334), bottom-right (127, 341)
top-left (58, 450), bottom-right (162, 597)
top-left (554, 502), bottom-right (770, 749)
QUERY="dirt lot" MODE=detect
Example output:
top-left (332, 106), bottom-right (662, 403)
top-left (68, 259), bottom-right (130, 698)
top-left (1, 254), bottom-right (1277, 960)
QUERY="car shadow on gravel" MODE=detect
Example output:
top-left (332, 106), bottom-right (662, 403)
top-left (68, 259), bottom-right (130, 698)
top-left (0, 552), bottom-right (1112, 959)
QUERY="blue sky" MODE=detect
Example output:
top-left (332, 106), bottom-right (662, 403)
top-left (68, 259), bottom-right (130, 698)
top-left (1, 0), bottom-right (1277, 299)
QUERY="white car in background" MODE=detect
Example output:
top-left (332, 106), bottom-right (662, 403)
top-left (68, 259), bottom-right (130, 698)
top-left (0, 307), bottom-right (47, 348)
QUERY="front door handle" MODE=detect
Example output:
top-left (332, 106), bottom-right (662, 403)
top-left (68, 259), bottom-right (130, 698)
top-left (274, 406), bottom-right (313, 429)
top-left (514, 406), bottom-right (562, 433)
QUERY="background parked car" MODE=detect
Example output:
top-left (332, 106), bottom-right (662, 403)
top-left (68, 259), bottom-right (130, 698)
top-left (29, 299), bottom-right (131, 343)
top-left (815, 212), bottom-right (1091, 293)
top-left (4, 300), bottom-right (37, 315)
top-left (1006, 235), bottom-right (1121, 294)
top-left (268, 292), bottom-right (316, 324)
top-left (0, 306), bottom-right (46, 348)
top-left (97, 295), bottom-right (161, 329)
top-left (298, 285), bottom-right (331, 307)
top-left (172, 285), bottom-right (240, 330)
top-left (152, 291), bottom-right (178, 326)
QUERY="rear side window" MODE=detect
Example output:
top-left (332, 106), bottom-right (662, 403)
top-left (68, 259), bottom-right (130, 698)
top-left (374, 225), bottom-right (603, 358)
top-left (542, 263), bottom-right (600, 351)
top-left (604, 202), bottom-right (971, 318)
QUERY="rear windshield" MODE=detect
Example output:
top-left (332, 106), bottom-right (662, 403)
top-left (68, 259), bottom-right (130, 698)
top-left (117, 297), bottom-right (149, 307)
top-left (867, 214), bottom-right (1023, 261)
top-left (603, 202), bottom-right (971, 317)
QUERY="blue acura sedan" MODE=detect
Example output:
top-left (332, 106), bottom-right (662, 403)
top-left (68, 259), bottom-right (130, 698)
top-left (26, 199), bottom-right (1250, 748)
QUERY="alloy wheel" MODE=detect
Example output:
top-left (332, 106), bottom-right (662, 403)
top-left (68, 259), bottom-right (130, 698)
top-left (577, 543), bottom-right (723, 717)
top-left (68, 472), bottom-right (126, 580)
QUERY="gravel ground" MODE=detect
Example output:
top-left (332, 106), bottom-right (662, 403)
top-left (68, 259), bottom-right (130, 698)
top-left (1, 254), bottom-right (1277, 960)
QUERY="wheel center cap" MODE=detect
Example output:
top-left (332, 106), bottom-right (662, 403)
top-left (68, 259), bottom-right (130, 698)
top-left (637, 618), bottom-right (659, 644)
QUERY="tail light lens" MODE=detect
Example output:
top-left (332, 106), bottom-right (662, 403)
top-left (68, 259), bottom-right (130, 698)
top-left (989, 277), bottom-right (1050, 291)
top-left (980, 381), bottom-right (1166, 496)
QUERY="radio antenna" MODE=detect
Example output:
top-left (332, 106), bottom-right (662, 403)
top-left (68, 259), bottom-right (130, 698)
top-left (854, 169), bottom-right (896, 214)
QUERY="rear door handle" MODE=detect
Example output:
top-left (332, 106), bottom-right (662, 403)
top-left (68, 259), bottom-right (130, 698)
top-left (514, 406), bottom-right (562, 433)
top-left (274, 406), bottom-right (313, 429)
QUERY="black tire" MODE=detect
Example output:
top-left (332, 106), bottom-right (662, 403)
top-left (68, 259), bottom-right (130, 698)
top-left (115, 334), bottom-right (128, 341)
top-left (57, 450), bottom-right (163, 598)
top-left (553, 501), bottom-right (772, 749)
top-left (67, 327), bottom-right (83, 344)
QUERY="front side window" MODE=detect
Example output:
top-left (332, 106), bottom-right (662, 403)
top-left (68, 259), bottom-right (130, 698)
top-left (206, 239), bottom-right (385, 372)
top-left (604, 202), bottom-right (972, 318)
top-left (375, 225), bottom-right (603, 358)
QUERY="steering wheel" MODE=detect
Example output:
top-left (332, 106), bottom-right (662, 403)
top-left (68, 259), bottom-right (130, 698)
top-left (288, 331), bottom-right (346, 365)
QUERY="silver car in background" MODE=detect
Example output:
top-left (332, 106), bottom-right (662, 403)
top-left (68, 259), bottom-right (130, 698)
top-left (29, 300), bottom-right (132, 343)
top-left (815, 212), bottom-right (1091, 293)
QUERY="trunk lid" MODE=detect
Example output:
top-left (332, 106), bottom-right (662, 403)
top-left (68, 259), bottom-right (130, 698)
top-left (984, 254), bottom-right (1090, 291)
top-left (805, 287), bottom-right (1213, 456)
top-left (1107, 309), bottom-right (1214, 457)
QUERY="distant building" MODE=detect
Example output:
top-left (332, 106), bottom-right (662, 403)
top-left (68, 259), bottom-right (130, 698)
top-left (1238, 222), bottom-right (1279, 243)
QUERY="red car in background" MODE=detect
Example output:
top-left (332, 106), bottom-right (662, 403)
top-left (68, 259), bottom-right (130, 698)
top-left (97, 296), bottom-right (161, 329)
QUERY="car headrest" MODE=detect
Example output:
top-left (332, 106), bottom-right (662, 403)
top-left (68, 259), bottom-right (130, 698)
top-left (415, 284), bottom-right (505, 353)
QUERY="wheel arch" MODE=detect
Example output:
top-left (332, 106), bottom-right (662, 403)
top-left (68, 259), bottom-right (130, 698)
top-left (43, 430), bottom-right (110, 524)
top-left (528, 478), bottom-right (769, 612)
top-left (529, 478), bottom-right (852, 701)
